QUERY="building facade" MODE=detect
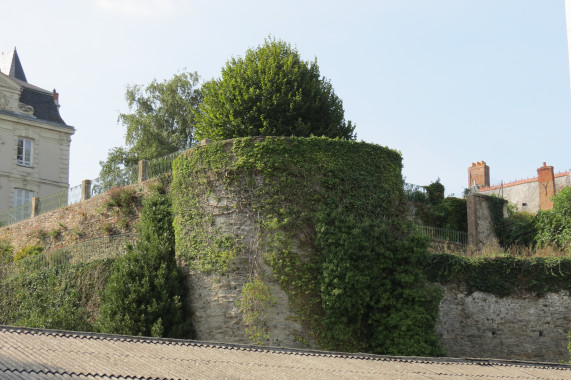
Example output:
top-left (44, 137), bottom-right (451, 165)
top-left (0, 48), bottom-right (75, 220)
top-left (468, 161), bottom-right (570, 213)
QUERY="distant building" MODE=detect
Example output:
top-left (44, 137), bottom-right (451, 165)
top-left (0, 48), bottom-right (75, 220)
top-left (468, 161), bottom-right (570, 213)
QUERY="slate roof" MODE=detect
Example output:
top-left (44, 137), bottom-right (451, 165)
top-left (0, 326), bottom-right (570, 379)
top-left (0, 47), bottom-right (26, 82)
top-left (0, 48), bottom-right (68, 126)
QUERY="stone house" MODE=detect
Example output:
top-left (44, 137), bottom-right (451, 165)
top-left (0, 48), bottom-right (75, 220)
top-left (468, 161), bottom-right (570, 213)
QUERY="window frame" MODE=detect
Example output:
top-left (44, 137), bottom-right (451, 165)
top-left (17, 137), bottom-right (33, 167)
top-left (13, 188), bottom-right (34, 222)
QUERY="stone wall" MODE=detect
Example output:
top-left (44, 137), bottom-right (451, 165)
top-left (437, 285), bottom-right (571, 362)
top-left (187, 272), bottom-right (311, 348)
top-left (466, 194), bottom-right (498, 249)
top-left (0, 182), bottom-right (147, 251)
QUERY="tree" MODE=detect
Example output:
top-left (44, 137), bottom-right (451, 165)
top-left (195, 38), bottom-right (355, 141)
top-left (96, 187), bottom-right (192, 338)
top-left (98, 71), bottom-right (202, 188)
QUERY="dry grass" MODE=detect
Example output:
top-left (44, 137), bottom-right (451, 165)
top-left (430, 240), bottom-right (570, 259)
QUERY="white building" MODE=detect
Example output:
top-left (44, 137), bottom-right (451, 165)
top-left (0, 48), bottom-right (75, 221)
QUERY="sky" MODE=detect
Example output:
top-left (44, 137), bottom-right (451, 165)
top-left (2, 0), bottom-right (571, 197)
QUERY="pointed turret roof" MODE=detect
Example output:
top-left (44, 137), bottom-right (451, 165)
top-left (0, 47), bottom-right (27, 82)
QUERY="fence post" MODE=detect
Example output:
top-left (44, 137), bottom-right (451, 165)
top-left (138, 160), bottom-right (149, 183)
top-left (81, 180), bottom-right (92, 201)
top-left (31, 197), bottom-right (40, 218)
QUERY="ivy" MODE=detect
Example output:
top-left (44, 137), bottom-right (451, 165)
top-left (172, 136), bottom-right (443, 355)
top-left (426, 253), bottom-right (571, 297)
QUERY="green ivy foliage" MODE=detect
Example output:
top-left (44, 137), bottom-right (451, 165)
top-left (0, 260), bottom-right (112, 330)
top-left (426, 253), bottom-right (571, 297)
top-left (536, 187), bottom-right (571, 251)
top-left (172, 136), bottom-right (442, 355)
top-left (96, 188), bottom-right (193, 338)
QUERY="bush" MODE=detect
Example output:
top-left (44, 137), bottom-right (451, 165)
top-left (536, 187), bottom-right (571, 251)
top-left (97, 190), bottom-right (192, 338)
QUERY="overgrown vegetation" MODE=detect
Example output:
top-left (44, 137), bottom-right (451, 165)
top-left (479, 188), bottom-right (571, 254)
top-left (426, 253), bottom-right (571, 297)
top-left (172, 137), bottom-right (442, 355)
top-left (406, 179), bottom-right (467, 232)
top-left (96, 184), bottom-right (192, 338)
top-left (99, 187), bottom-right (141, 232)
top-left (0, 259), bottom-right (113, 330)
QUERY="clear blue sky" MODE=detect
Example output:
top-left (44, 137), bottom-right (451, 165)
top-left (3, 0), bottom-right (571, 196)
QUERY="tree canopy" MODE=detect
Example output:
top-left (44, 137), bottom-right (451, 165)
top-left (98, 71), bottom-right (201, 188)
top-left (195, 38), bottom-right (355, 141)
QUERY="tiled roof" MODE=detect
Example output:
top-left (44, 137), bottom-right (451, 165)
top-left (0, 326), bottom-right (570, 379)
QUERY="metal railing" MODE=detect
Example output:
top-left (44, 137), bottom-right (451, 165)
top-left (0, 148), bottom-right (186, 227)
top-left (5, 234), bottom-right (137, 272)
top-left (417, 225), bottom-right (468, 245)
top-left (148, 150), bottom-right (181, 178)
top-left (0, 202), bottom-right (32, 226)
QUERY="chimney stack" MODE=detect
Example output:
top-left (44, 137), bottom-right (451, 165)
top-left (537, 162), bottom-right (555, 210)
top-left (468, 161), bottom-right (490, 188)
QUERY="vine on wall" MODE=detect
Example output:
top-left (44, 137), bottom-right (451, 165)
top-left (172, 136), bottom-right (443, 355)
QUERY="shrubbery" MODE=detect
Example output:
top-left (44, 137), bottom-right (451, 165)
top-left (96, 185), bottom-right (192, 338)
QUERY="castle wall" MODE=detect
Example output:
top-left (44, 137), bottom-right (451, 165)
top-left (437, 286), bottom-right (571, 362)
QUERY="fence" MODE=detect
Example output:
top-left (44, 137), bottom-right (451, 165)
top-left (3, 234), bottom-right (137, 273)
top-left (0, 145), bottom-right (196, 228)
top-left (417, 225), bottom-right (468, 245)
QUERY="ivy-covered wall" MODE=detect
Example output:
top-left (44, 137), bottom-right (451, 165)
top-left (172, 137), bottom-right (442, 355)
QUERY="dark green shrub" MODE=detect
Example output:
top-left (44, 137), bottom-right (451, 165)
top-left (96, 190), bottom-right (192, 338)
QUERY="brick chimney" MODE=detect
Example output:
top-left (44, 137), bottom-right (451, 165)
top-left (537, 162), bottom-right (555, 210)
top-left (468, 161), bottom-right (490, 188)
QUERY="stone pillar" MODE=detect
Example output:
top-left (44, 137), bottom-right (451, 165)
top-left (81, 180), bottom-right (92, 201)
top-left (31, 197), bottom-right (40, 218)
top-left (138, 160), bottom-right (149, 183)
top-left (537, 162), bottom-right (555, 211)
top-left (468, 161), bottom-right (490, 188)
top-left (466, 194), bottom-right (498, 250)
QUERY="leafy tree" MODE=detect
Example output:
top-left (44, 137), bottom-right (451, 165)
top-left (195, 37), bottom-right (355, 141)
top-left (536, 187), bottom-right (571, 250)
top-left (96, 187), bottom-right (192, 338)
top-left (98, 71), bottom-right (202, 188)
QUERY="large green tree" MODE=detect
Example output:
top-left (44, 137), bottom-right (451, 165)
top-left (195, 38), bottom-right (355, 141)
top-left (98, 71), bottom-right (202, 190)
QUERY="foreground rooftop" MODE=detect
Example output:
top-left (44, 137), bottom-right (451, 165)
top-left (0, 325), bottom-right (570, 379)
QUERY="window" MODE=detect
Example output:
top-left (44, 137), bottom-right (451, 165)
top-left (13, 189), bottom-right (33, 222)
top-left (17, 137), bottom-right (33, 166)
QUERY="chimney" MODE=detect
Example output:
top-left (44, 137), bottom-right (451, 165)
top-left (52, 89), bottom-right (59, 107)
top-left (537, 162), bottom-right (555, 210)
top-left (468, 161), bottom-right (490, 188)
